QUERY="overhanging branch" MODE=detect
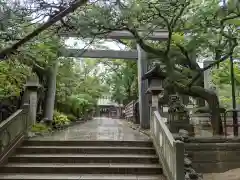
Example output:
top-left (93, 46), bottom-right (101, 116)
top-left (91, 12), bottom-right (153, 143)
top-left (0, 0), bottom-right (88, 60)
top-left (127, 28), bottom-right (166, 59)
top-left (188, 51), bottom-right (233, 87)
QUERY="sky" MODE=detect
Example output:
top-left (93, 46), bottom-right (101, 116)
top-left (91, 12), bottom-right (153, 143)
top-left (64, 38), bottom-right (126, 50)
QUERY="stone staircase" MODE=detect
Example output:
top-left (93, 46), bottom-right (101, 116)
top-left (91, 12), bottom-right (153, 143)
top-left (0, 140), bottom-right (166, 180)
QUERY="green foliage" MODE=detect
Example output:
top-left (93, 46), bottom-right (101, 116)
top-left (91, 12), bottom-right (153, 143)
top-left (56, 58), bottom-right (106, 118)
top-left (0, 60), bottom-right (32, 99)
top-left (212, 61), bottom-right (240, 108)
top-left (53, 111), bottom-right (71, 128)
top-left (102, 60), bottom-right (138, 105)
top-left (212, 61), bottom-right (240, 86)
top-left (0, 2), bottom-right (105, 121)
top-left (31, 123), bottom-right (50, 133)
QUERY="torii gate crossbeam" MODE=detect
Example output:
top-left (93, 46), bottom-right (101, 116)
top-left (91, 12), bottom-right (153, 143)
top-left (62, 30), bottom-right (168, 129)
top-left (60, 49), bottom-right (138, 59)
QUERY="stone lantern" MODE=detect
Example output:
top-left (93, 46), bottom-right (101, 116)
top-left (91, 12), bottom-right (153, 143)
top-left (23, 75), bottom-right (41, 126)
top-left (168, 94), bottom-right (194, 136)
top-left (142, 62), bottom-right (166, 111)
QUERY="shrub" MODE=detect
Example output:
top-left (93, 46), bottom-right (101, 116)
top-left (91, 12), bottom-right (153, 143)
top-left (53, 111), bottom-right (71, 128)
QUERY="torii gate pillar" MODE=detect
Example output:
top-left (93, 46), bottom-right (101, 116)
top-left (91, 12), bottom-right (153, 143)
top-left (137, 45), bottom-right (150, 129)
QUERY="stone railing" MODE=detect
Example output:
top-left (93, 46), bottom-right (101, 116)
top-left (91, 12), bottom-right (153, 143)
top-left (0, 104), bottom-right (29, 163)
top-left (151, 110), bottom-right (185, 180)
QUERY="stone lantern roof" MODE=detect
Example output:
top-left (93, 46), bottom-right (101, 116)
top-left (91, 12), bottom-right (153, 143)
top-left (142, 63), bottom-right (166, 95)
top-left (142, 63), bottom-right (166, 81)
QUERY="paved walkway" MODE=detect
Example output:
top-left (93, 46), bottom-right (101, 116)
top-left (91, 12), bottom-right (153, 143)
top-left (32, 117), bottom-right (150, 141)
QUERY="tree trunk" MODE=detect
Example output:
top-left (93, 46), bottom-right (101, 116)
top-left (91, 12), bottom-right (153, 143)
top-left (43, 61), bottom-right (59, 123)
top-left (205, 92), bottom-right (223, 135)
top-left (195, 76), bottom-right (206, 106)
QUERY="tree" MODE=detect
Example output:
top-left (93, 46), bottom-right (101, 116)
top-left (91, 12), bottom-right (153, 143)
top-left (102, 59), bottom-right (138, 105)
top-left (212, 60), bottom-right (240, 108)
top-left (0, 2), bottom-right (106, 123)
top-left (56, 58), bottom-right (106, 119)
top-left (0, 0), bottom-right (88, 58)
top-left (57, 0), bottom-right (240, 134)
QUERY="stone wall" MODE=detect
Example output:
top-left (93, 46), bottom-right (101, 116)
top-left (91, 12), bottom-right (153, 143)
top-left (185, 137), bottom-right (240, 173)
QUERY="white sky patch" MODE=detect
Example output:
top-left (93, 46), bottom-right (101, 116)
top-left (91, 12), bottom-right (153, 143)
top-left (64, 38), bottom-right (126, 50)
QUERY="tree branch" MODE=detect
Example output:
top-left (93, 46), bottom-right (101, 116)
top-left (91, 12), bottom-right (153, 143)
top-left (0, 0), bottom-right (88, 60)
top-left (220, 13), bottom-right (240, 40)
top-left (153, 5), bottom-right (172, 54)
top-left (188, 51), bottom-right (234, 87)
top-left (170, 1), bottom-right (190, 29)
top-left (176, 44), bottom-right (201, 71)
top-left (126, 27), bottom-right (166, 59)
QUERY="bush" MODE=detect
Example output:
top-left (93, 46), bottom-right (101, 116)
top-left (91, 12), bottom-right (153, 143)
top-left (53, 111), bottom-right (71, 128)
top-left (31, 123), bottom-right (50, 133)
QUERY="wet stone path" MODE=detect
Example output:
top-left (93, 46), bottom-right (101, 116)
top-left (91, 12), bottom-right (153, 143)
top-left (32, 117), bottom-right (150, 141)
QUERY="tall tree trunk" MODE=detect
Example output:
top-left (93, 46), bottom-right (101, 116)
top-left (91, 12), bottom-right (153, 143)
top-left (205, 92), bottom-right (223, 135)
top-left (43, 61), bottom-right (59, 123)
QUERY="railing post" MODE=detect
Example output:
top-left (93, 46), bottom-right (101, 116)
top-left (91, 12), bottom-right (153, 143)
top-left (22, 103), bottom-right (30, 132)
top-left (175, 140), bottom-right (185, 180)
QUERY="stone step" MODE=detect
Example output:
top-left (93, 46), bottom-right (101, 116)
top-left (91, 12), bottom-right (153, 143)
top-left (23, 140), bottom-right (153, 147)
top-left (17, 146), bottom-right (156, 154)
top-left (0, 174), bottom-right (166, 180)
top-left (9, 154), bottom-right (158, 164)
top-left (1, 163), bottom-right (162, 175)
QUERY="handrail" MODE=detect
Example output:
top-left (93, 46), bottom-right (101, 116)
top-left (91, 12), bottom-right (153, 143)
top-left (0, 104), bottom-right (29, 159)
top-left (151, 111), bottom-right (184, 180)
top-left (0, 110), bottom-right (23, 131)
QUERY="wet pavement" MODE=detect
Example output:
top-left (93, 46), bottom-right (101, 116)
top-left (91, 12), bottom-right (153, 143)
top-left (32, 117), bottom-right (150, 141)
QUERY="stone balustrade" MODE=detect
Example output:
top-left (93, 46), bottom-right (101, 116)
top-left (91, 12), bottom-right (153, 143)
top-left (151, 110), bottom-right (184, 180)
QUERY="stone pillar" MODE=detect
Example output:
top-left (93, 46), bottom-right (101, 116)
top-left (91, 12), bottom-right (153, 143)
top-left (44, 60), bottom-right (58, 123)
top-left (152, 94), bottom-right (159, 111)
top-left (23, 75), bottom-right (41, 126)
top-left (137, 45), bottom-right (150, 129)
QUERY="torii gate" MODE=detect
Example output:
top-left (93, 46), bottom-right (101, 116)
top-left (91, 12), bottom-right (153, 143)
top-left (60, 30), bottom-right (168, 129)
